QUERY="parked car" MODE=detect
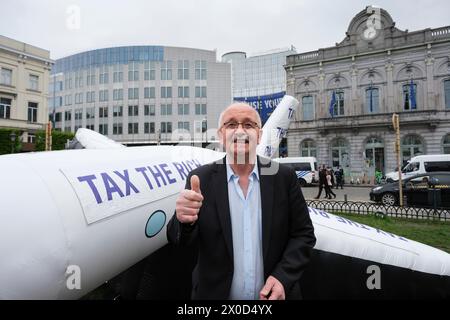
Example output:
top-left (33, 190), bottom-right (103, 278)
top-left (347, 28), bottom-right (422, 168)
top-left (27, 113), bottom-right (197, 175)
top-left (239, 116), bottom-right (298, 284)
top-left (370, 172), bottom-right (450, 207)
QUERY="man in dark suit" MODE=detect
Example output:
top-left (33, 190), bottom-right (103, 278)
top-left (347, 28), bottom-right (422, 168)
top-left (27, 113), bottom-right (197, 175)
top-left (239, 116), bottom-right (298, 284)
top-left (167, 103), bottom-right (316, 300)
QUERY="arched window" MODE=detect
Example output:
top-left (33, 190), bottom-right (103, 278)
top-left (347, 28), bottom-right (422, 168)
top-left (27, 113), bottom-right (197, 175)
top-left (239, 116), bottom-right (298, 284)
top-left (330, 138), bottom-right (350, 168)
top-left (402, 135), bottom-right (424, 166)
top-left (442, 134), bottom-right (450, 154)
top-left (300, 139), bottom-right (317, 157)
top-left (365, 137), bottom-right (385, 173)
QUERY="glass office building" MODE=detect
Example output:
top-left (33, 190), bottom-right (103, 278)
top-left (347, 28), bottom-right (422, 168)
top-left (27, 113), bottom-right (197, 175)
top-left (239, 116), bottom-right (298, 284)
top-left (49, 46), bottom-right (231, 145)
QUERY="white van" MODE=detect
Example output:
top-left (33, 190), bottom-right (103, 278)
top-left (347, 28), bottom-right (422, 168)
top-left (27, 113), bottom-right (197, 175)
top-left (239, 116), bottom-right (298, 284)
top-left (385, 154), bottom-right (450, 181)
top-left (273, 157), bottom-right (319, 186)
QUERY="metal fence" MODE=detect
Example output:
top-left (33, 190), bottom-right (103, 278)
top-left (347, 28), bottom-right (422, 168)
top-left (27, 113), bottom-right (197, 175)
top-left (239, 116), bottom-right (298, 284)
top-left (306, 200), bottom-right (450, 222)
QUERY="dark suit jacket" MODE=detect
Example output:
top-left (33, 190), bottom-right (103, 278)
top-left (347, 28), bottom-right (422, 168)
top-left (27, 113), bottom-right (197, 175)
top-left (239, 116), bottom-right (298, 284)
top-left (166, 156), bottom-right (316, 300)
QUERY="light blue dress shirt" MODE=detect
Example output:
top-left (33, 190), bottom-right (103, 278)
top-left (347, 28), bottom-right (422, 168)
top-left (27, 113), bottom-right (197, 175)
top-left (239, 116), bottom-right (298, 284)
top-left (226, 161), bottom-right (264, 300)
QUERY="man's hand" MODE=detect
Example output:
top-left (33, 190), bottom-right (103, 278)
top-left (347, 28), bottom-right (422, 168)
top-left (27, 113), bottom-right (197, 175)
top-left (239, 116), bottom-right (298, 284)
top-left (176, 175), bottom-right (203, 224)
top-left (259, 276), bottom-right (285, 300)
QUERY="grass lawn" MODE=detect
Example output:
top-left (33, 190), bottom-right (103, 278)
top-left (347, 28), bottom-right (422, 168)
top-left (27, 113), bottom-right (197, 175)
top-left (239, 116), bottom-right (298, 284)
top-left (335, 212), bottom-right (450, 254)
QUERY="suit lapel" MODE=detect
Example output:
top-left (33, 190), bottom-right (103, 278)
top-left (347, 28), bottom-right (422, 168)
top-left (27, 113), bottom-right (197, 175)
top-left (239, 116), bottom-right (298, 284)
top-left (258, 157), bottom-right (274, 262)
top-left (213, 157), bottom-right (234, 261)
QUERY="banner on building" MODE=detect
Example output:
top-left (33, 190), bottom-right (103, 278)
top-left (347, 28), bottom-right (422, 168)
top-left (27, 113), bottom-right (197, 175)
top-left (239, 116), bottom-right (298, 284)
top-left (234, 91), bottom-right (286, 125)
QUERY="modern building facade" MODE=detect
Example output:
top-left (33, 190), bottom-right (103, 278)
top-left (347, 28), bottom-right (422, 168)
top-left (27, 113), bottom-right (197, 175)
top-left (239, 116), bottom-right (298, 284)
top-left (0, 35), bottom-right (53, 150)
top-left (50, 46), bottom-right (231, 145)
top-left (285, 6), bottom-right (450, 182)
top-left (222, 48), bottom-right (296, 125)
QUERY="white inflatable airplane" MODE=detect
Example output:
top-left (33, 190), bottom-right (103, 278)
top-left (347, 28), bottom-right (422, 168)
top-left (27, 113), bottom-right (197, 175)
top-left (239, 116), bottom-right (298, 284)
top-left (0, 95), bottom-right (449, 299)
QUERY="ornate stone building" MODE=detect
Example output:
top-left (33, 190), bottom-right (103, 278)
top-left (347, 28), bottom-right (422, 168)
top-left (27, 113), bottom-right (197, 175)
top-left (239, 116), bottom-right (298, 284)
top-left (285, 6), bottom-right (450, 182)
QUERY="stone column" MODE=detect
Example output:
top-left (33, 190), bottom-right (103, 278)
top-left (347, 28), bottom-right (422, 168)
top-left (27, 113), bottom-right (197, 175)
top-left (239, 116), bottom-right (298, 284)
top-left (425, 46), bottom-right (435, 110)
top-left (385, 60), bottom-right (394, 113)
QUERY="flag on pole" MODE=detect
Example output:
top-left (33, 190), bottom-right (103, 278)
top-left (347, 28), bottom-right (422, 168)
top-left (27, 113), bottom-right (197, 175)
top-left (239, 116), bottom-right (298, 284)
top-left (329, 91), bottom-right (336, 117)
top-left (409, 79), bottom-right (417, 110)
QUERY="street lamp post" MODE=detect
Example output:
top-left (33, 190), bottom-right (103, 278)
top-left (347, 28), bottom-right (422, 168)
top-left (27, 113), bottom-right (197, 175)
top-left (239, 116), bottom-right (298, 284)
top-left (202, 117), bottom-right (207, 147)
top-left (9, 131), bottom-right (16, 154)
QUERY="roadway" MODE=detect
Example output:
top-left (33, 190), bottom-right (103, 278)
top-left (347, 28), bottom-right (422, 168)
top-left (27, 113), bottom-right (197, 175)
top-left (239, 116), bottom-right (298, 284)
top-left (301, 185), bottom-right (373, 202)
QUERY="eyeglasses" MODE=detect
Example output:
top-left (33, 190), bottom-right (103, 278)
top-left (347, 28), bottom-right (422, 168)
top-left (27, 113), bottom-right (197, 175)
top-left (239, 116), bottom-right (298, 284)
top-left (222, 120), bottom-right (259, 130)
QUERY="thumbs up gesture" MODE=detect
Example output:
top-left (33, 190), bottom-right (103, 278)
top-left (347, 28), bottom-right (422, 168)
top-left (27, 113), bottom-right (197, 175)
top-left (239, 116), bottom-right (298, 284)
top-left (176, 175), bottom-right (204, 224)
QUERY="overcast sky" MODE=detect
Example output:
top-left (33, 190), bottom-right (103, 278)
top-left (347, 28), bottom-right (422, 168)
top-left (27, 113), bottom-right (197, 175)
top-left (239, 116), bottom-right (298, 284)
top-left (1, 0), bottom-right (449, 60)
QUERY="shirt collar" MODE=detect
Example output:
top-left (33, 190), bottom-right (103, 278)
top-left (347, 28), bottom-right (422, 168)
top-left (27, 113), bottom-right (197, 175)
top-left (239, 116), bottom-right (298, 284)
top-left (226, 158), bottom-right (259, 182)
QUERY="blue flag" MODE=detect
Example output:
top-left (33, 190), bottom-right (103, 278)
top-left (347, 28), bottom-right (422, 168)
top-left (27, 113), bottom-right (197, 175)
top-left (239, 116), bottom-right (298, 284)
top-left (369, 84), bottom-right (374, 113)
top-left (409, 79), bottom-right (417, 110)
top-left (329, 91), bottom-right (336, 117)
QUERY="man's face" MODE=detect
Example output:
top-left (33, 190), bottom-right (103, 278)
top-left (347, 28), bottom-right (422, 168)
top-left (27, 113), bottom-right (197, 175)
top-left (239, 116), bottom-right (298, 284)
top-left (218, 105), bottom-right (262, 164)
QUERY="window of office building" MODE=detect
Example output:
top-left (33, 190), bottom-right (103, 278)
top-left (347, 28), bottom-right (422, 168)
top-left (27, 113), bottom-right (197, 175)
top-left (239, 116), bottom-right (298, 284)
top-left (365, 87), bottom-right (379, 113)
top-left (128, 122), bottom-right (139, 134)
top-left (302, 96), bottom-right (314, 121)
top-left (161, 122), bottom-right (172, 133)
top-left (401, 134), bottom-right (424, 166)
top-left (195, 60), bottom-right (207, 80)
top-left (178, 86), bottom-right (189, 98)
top-left (99, 90), bottom-right (109, 102)
top-left (86, 91), bottom-right (96, 103)
top-left (86, 107), bottom-right (95, 119)
top-left (99, 106), bottom-right (108, 118)
top-left (144, 61), bottom-right (155, 80)
top-left (0, 98), bottom-right (11, 119)
top-left (178, 121), bottom-right (190, 132)
top-left (443, 134), bottom-right (450, 154)
top-left (195, 103), bottom-right (207, 115)
top-left (64, 95), bottom-right (72, 106)
top-left (99, 65), bottom-right (109, 84)
top-left (75, 108), bottom-right (83, 120)
top-left (113, 123), bottom-right (123, 135)
top-left (99, 124), bottom-right (108, 135)
top-left (128, 105), bottom-right (139, 116)
top-left (86, 68), bottom-right (95, 86)
top-left (161, 87), bottom-right (172, 98)
top-left (113, 106), bottom-right (123, 117)
top-left (1, 68), bottom-right (12, 85)
top-left (144, 122), bottom-right (155, 134)
top-left (27, 133), bottom-right (36, 144)
top-left (144, 87), bottom-right (156, 99)
top-left (178, 60), bottom-right (189, 80)
top-left (195, 86), bottom-right (207, 98)
top-left (65, 110), bottom-right (72, 121)
top-left (161, 104), bottom-right (172, 116)
top-left (178, 104), bottom-right (189, 115)
top-left (144, 104), bottom-right (155, 116)
top-left (29, 74), bottom-right (39, 91)
top-left (113, 64), bottom-right (123, 83)
top-left (161, 61), bottom-right (172, 80)
top-left (403, 83), bottom-right (418, 111)
top-left (128, 62), bottom-right (139, 81)
top-left (300, 139), bottom-right (317, 157)
top-left (113, 89), bottom-right (123, 101)
top-left (128, 88), bottom-right (139, 100)
top-left (27, 102), bottom-right (38, 123)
